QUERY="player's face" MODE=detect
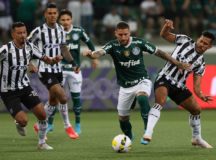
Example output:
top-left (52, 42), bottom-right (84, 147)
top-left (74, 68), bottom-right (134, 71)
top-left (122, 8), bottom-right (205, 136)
top-left (195, 36), bottom-right (212, 54)
top-left (115, 28), bottom-right (131, 46)
top-left (59, 14), bottom-right (72, 31)
top-left (12, 26), bottom-right (27, 45)
top-left (44, 8), bottom-right (58, 25)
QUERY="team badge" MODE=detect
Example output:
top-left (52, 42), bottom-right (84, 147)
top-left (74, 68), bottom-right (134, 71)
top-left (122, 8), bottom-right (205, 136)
top-left (72, 33), bottom-right (79, 40)
top-left (132, 47), bottom-right (140, 55)
top-left (123, 50), bottom-right (130, 57)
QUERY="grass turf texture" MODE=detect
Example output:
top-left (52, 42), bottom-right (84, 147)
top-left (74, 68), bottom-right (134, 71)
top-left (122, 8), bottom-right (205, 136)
top-left (0, 110), bottom-right (215, 160)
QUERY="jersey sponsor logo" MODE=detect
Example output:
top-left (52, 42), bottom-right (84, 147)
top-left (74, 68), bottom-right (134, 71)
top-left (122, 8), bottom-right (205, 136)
top-left (119, 59), bottom-right (140, 68)
top-left (132, 47), bottom-right (140, 55)
top-left (43, 44), bottom-right (59, 49)
top-left (10, 65), bottom-right (28, 71)
top-left (68, 43), bottom-right (79, 50)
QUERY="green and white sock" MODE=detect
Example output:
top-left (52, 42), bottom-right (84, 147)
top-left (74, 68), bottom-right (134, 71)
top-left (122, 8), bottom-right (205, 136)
top-left (71, 92), bottom-right (82, 124)
top-left (119, 119), bottom-right (132, 139)
top-left (137, 95), bottom-right (150, 130)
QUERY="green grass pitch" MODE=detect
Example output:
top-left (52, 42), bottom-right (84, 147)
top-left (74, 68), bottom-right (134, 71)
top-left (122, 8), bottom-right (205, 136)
top-left (0, 110), bottom-right (215, 160)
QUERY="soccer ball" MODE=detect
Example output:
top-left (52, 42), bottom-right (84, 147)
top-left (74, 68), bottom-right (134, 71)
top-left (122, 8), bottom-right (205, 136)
top-left (112, 134), bottom-right (132, 153)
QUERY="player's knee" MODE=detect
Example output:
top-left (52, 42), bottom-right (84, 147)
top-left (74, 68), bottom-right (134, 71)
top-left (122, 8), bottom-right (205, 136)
top-left (155, 98), bottom-right (166, 106)
top-left (119, 116), bottom-right (129, 121)
top-left (59, 95), bottom-right (67, 104)
top-left (16, 118), bottom-right (28, 127)
top-left (190, 108), bottom-right (201, 115)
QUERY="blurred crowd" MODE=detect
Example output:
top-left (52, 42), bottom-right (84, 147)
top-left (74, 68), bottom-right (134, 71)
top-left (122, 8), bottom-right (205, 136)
top-left (0, 0), bottom-right (216, 45)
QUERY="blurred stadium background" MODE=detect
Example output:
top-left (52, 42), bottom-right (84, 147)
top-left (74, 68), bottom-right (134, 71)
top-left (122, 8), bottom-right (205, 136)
top-left (0, 0), bottom-right (216, 112)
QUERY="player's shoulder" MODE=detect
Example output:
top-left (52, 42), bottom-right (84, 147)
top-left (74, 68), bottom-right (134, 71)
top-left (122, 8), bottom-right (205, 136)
top-left (131, 37), bottom-right (147, 44)
top-left (72, 26), bottom-right (83, 32)
top-left (176, 34), bottom-right (194, 42)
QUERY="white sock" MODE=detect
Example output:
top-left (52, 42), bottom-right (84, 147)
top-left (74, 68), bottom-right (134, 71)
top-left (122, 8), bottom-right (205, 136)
top-left (44, 102), bottom-right (57, 119)
top-left (38, 120), bottom-right (47, 144)
top-left (189, 114), bottom-right (201, 139)
top-left (144, 103), bottom-right (162, 137)
top-left (58, 103), bottom-right (71, 128)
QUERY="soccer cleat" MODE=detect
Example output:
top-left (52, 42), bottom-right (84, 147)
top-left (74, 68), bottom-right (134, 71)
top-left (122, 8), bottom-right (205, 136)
top-left (38, 143), bottom-right (53, 150)
top-left (191, 138), bottom-right (213, 148)
top-left (140, 137), bottom-right (149, 145)
top-left (46, 124), bottom-right (54, 133)
top-left (65, 126), bottom-right (79, 139)
top-left (15, 121), bottom-right (26, 136)
top-left (143, 135), bottom-right (152, 143)
top-left (75, 123), bottom-right (81, 134)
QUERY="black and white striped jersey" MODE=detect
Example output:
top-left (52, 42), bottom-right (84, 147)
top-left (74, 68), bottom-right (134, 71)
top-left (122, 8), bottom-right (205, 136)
top-left (156, 34), bottom-right (205, 89)
top-left (0, 41), bottom-right (44, 92)
top-left (28, 23), bottom-right (66, 73)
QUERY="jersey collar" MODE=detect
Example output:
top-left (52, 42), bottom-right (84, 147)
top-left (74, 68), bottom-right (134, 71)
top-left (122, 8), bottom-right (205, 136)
top-left (65, 25), bottom-right (73, 34)
top-left (124, 37), bottom-right (132, 48)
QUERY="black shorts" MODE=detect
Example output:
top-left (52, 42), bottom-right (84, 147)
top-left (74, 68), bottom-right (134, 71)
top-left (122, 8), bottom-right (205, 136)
top-left (39, 72), bottom-right (63, 89)
top-left (154, 76), bottom-right (192, 105)
top-left (0, 86), bottom-right (41, 117)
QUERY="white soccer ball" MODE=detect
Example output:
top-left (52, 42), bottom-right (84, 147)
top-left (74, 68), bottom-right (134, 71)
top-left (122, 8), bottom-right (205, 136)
top-left (112, 134), bottom-right (132, 153)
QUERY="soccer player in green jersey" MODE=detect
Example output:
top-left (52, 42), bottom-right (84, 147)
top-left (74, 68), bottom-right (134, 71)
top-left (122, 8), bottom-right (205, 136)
top-left (83, 21), bottom-right (190, 144)
top-left (46, 9), bottom-right (98, 134)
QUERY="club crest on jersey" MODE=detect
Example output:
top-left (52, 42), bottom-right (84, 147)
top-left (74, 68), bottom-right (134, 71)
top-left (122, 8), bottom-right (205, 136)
top-left (123, 50), bottom-right (130, 57)
top-left (72, 33), bottom-right (79, 41)
top-left (132, 47), bottom-right (140, 55)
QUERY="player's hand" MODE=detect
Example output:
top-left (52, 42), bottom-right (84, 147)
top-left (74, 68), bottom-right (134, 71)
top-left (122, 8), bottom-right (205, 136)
top-left (73, 66), bottom-right (80, 74)
top-left (91, 59), bottom-right (99, 69)
top-left (52, 55), bottom-right (63, 63)
top-left (200, 95), bottom-right (213, 103)
top-left (164, 19), bottom-right (174, 30)
top-left (82, 49), bottom-right (92, 57)
top-left (177, 62), bottom-right (191, 73)
top-left (28, 63), bottom-right (38, 73)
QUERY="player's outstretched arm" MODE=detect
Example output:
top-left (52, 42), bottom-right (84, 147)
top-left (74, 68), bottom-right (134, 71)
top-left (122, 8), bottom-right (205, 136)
top-left (82, 49), bottom-right (106, 59)
top-left (160, 19), bottom-right (176, 43)
top-left (60, 44), bottom-right (80, 73)
top-left (155, 49), bottom-right (191, 71)
top-left (193, 74), bottom-right (213, 103)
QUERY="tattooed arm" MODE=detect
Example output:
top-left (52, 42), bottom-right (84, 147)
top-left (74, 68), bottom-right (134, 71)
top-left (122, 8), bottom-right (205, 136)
top-left (82, 49), bottom-right (106, 59)
top-left (155, 49), bottom-right (191, 71)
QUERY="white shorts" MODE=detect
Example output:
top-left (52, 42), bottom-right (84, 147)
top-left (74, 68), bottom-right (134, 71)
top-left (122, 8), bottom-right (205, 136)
top-left (117, 79), bottom-right (152, 116)
top-left (62, 70), bottom-right (83, 93)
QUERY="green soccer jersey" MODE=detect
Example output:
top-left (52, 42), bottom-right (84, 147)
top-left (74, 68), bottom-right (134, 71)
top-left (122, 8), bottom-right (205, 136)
top-left (102, 37), bottom-right (157, 88)
top-left (62, 26), bottom-right (95, 71)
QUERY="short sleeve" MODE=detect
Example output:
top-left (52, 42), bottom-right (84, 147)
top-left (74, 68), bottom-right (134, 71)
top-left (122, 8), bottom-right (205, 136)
top-left (175, 34), bottom-right (192, 45)
top-left (102, 42), bottom-right (113, 55)
top-left (142, 40), bottom-right (157, 54)
top-left (0, 45), bottom-right (8, 61)
top-left (28, 27), bottom-right (40, 44)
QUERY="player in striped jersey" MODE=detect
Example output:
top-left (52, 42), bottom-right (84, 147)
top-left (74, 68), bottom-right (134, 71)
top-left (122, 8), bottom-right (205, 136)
top-left (144, 19), bottom-right (215, 148)
top-left (29, 3), bottom-right (79, 139)
top-left (45, 9), bottom-right (98, 135)
top-left (0, 22), bottom-right (62, 150)
top-left (83, 21), bottom-right (190, 144)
